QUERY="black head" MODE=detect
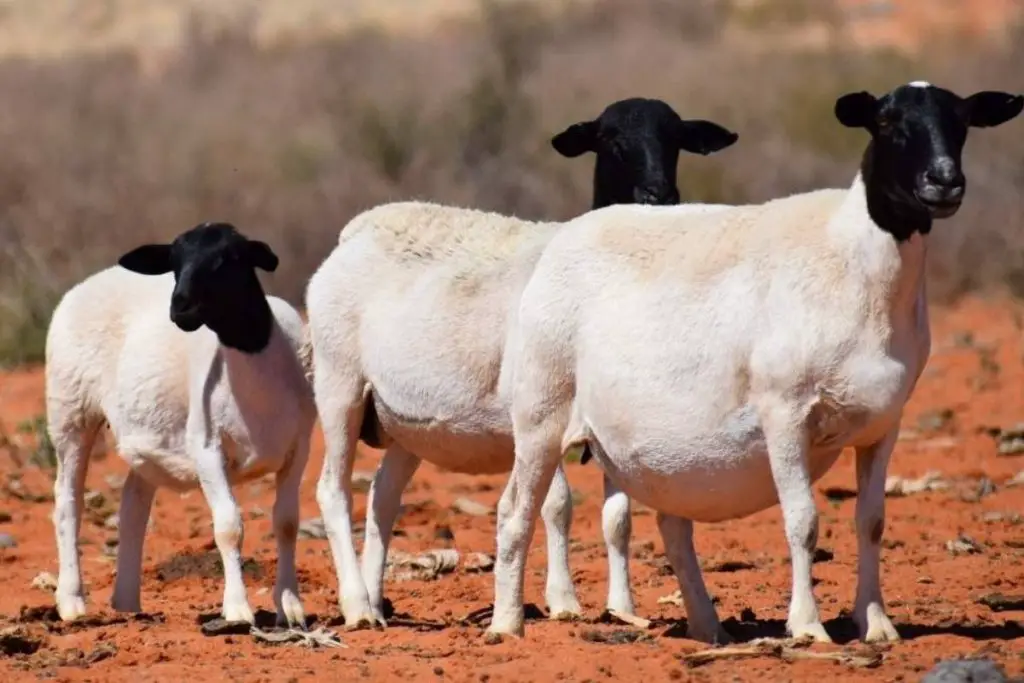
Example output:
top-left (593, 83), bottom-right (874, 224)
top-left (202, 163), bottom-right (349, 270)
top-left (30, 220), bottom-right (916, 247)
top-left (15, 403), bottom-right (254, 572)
top-left (551, 97), bottom-right (739, 209)
top-left (117, 222), bottom-right (279, 353)
top-left (835, 82), bottom-right (1022, 234)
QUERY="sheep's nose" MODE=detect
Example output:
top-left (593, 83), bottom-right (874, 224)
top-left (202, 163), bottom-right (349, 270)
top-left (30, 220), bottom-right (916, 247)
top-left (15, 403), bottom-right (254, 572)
top-left (924, 160), bottom-right (965, 195)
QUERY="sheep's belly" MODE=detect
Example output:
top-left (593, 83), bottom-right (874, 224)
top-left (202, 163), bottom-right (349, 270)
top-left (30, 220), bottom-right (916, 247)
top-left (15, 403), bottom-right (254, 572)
top-left (590, 407), bottom-right (845, 523)
top-left (377, 410), bottom-right (516, 475)
top-left (116, 431), bottom-right (284, 492)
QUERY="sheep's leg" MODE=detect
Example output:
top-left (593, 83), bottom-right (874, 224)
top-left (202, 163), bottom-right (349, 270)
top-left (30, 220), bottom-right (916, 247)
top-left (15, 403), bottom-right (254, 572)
top-left (272, 434), bottom-right (310, 628)
top-left (314, 371), bottom-right (377, 629)
top-left (51, 421), bottom-right (101, 621)
top-left (195, 444), bottom-right (254, 624)
top-left (602, 474), bottom-right (635, 616)
top-left (490, 359), bottom-right (570, 637)
top-left (853, 428), bottom-right (900, 643)
top-left (361, 444), bottom-right (420, 623)
top-left (656, 513), bottom-right (730, 644)
top-left (541, 464), bottom-right (582, 619)
top-left (761, 401), bottom-right (830, 643)
top-left (111, 471), bottom-right (156, 613)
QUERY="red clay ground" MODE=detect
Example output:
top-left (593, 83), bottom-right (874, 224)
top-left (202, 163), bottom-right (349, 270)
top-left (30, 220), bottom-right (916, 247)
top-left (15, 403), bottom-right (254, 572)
top-left (0, 296), bottom-right (1022, 682)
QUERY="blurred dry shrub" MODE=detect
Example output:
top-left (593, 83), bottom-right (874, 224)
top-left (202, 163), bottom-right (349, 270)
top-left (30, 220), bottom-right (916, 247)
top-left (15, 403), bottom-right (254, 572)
top-left (0, 0), bottom-right (1022, 366)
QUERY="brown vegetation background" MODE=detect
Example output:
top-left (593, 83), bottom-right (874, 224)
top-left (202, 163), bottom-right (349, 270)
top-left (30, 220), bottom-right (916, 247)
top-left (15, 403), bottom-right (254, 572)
top-left (1, 0), bottom-right (1022, 366)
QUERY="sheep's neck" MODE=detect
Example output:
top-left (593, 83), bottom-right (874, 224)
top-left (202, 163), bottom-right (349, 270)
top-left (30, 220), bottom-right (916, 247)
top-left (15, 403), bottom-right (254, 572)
top-left (205, 292), bottom-right (274, 354)
top-left (860, 142), bottom-right (932, 242)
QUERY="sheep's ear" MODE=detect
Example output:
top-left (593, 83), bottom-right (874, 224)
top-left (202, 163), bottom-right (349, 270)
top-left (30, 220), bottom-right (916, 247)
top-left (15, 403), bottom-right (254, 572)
top-left (243, 240), bottom-right (279, 272)
top-left (551, 120), bottom-right (599, 157)
top-left (834, 91), bottom-right (879, 129)
top-left (118, 244), bottom-right (172, 275)
top-left (962, 91), bottom-right (1024, 128)
top-left (676, 119), bottom-right (739, 155)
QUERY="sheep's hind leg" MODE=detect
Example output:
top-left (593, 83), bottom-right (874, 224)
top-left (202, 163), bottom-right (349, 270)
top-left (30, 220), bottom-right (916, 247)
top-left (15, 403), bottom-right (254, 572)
top-left (361, 443), bottom-right (420, 625)
top-left (656, 514), bottom-right (730, 644)
top-left (314, 370), bottom-right (377, 629)
top-left (272, 433), bottom-right (311, 629)
top-left (51, 420), bottom-right (102, 621)
top-left (602, 474), bottom-right (635, 616)
top-left (541, 464), bottom-right (582, 620)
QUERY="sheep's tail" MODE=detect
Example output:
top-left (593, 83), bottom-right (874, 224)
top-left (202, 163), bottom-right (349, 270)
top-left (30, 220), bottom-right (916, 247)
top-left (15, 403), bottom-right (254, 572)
top-left (298, 327), bottom-right (315, 385)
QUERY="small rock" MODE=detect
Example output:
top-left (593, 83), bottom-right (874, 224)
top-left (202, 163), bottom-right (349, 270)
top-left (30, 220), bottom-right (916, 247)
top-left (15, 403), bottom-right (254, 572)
top-left (249, 506), bottom-right (266, 520)
top-left (579, 629), bottom-right (649, 645)
top-left (961, 478), bottom-right (997, 503)
top-left (921, 658), bottom-right (1007, 683)
top-left (976, 593), bottom-right (1024, 612)
top-left (995, 425), bottom-right (1024, 456)
top-left (482, 631), bottom-right (503, 645)
top-left (451, 498), bottom-right (492, 517)
top-left (352, 471), bottom-right (375, 493)
top-left (0, 511), bottom-right (12, 523)
top-left (104, 514), bottom-right (120, 531)
top-left (200, 618), bottom-right (252, 637)
top-left (946, 535), bottom-right (983, 556)
top-left (917, 576), bottom-right (934, 584)
top-left (297, 518), bottom-right (327, 540)
top-left (463, 552), bottom-right (494, 573)
top-left (104, 474), bottom-right (126, 490)
top-left (31, 572), bottom-right (58, 592)
top-left (1004, 471), bottom-right (1024, 488)
top-left (84, 490), bottom-right (107, 510)
top-left (0, 533), bottom-right (16, 549)
top-left (434, 525), bottom-right (455, 542)
top-left (103, 537), bottom-right (119, 557)
top-left (885, 471), bottom-right (948, 497)
top-left (917, 408), bottom-right (954, 433)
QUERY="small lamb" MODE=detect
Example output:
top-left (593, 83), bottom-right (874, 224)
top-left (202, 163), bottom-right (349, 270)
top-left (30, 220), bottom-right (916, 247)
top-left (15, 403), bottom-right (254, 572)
top-left (306, 99), bottom-right (739, 628)
top-left (46, 222), bottom-right (316, 626)
top-left (492, 82), bottom-right (1023, 643)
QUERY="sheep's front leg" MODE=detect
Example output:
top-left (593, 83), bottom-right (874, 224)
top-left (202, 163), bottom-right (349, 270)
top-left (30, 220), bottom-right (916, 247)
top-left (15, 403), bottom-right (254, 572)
top-left (761, 400), bottom-right (830, 643)
top-left (540, 464), bottom-right (582, 620)
top-left (656, 514), bottom-right (730, 644)
top-left (854, 428), bottom-right (901, 643)
top-left (272, 434), bottom-right (310, 628)
top-left (361, 444), bottom-right (420, 623)
top-left (111, 471), bottom-right (156, 613)
top-left (51, 422), bottom-right (101, 621)
top-left (195, 444), bottom-right (254, 624)
top-left (602, 475), bottom-right (635, 616)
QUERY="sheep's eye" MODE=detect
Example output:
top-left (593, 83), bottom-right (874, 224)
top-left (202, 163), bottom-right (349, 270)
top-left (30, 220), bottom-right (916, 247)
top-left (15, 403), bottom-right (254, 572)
top-left (876, 110), bottom-right (901, 132)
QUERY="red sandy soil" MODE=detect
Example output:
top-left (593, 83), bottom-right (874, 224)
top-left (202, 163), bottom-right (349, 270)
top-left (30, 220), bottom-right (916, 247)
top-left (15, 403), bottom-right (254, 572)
top-left (0, 296), bottom-right (1022, 682)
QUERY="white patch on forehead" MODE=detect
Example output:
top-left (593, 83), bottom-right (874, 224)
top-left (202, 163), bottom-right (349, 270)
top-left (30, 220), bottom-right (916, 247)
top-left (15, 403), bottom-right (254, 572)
top-left (908, 80), bottom-right (932, 89)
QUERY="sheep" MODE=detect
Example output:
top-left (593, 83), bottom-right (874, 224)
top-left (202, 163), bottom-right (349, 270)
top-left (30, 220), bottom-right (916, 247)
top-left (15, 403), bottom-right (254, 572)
top-left (305, 99), bottom-right (739, 628)
top-left (45, 222), bottom-right (316, 627)
top-left (552, 97), bottom-right (740, 207)
top-left (491, 81), bottom-right (1023, 644)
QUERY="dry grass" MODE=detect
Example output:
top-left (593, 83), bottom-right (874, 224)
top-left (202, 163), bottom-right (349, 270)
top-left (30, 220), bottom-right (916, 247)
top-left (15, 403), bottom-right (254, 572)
top-left (0, 0), bottom-right (1022, 366)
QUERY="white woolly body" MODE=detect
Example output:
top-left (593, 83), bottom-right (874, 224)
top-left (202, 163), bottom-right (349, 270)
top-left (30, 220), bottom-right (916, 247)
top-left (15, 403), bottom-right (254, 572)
top-left (514, 178), bottom-right (929, 522)
top-left (306, 199), bottom-right (731, 625)
top-left (46, 267), bottom-right (314, 491)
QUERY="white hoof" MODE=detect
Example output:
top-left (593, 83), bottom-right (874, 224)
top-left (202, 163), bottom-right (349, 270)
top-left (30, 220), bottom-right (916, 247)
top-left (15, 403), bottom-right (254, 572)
top-left (222, 599), bottom-right (256, 624)
top-left (788, 620), bottom-right (832, 644)
top-left (56, 594), bottom-right (87, 622)
top-left (276, 589), bottom-right (306, 629)
top-left (857, 604), bottom-right (900, 643)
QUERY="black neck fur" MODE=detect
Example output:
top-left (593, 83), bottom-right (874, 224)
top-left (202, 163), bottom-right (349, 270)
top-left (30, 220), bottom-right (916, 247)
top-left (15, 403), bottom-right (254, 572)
top-left (203, 278), bottom-right (274, 354)
top-left (860, 142), bottom-right (932, 242)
